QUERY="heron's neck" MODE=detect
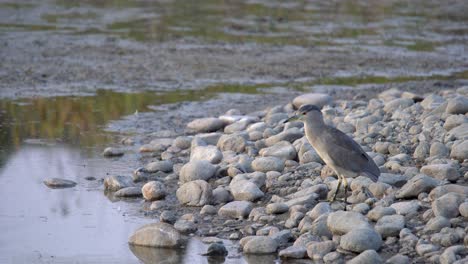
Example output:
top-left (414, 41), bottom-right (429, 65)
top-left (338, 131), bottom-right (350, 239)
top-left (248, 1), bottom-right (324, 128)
top-left (304, 117), bottom-right (325, 141)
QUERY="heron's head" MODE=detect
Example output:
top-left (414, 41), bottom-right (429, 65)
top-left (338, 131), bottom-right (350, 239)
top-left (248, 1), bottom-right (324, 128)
top-left (284, 104), bottom-right (322, 123)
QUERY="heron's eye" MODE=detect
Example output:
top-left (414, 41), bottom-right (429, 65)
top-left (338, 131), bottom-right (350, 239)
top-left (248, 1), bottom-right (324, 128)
top-left (302, 112), bottom-right (306, 115)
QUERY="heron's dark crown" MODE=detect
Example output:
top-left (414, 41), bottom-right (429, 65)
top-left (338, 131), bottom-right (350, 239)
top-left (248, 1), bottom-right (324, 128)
top-left (298, 104), bottom-right (321, 113)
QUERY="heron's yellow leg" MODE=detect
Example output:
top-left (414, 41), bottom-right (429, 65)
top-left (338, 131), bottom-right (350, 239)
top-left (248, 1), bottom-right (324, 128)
top-left (342, 177), bottom-right (349, 204)
top-left (330, 176), bottom-right (342, 202)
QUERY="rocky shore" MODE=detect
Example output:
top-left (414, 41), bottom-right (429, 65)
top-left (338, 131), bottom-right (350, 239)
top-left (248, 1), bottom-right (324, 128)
top-left (103, 87), bottom-right (467, 263)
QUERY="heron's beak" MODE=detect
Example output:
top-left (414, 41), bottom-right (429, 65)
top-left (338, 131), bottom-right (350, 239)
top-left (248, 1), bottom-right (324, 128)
top-left (284, 115), bottom-right (300, 123)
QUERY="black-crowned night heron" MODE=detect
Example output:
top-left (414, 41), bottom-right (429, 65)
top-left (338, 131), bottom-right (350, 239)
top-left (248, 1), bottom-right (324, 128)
top-left (285, 104), bottom-right (380, 203)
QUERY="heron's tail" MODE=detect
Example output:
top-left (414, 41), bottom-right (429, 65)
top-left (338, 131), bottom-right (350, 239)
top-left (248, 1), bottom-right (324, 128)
top-left (362, 171), bottom-right (379, 182)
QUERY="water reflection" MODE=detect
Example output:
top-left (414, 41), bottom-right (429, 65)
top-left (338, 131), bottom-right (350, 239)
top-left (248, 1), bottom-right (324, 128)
top-left (129, 245), bottom-right (187, 264)
top-left (0, 144), bottom-right (150, 263)
top-left (129, 237), bottom-right (281, 264)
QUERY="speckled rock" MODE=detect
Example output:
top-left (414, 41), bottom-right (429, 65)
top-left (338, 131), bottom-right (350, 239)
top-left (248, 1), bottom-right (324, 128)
top-left (421, 164), bottom-right (460, 181)
top-left (145, 160), bottom-right (173, 173)
top-left (190, 146), bottom-right (223, 164)
top-left (425, 216), bottom-right (451, 232)
top-left (218, 201), bottom-right (253, 219)
top-left (265, 128), bottom-right (303, 146)
top-left (243, 236), bottom-right (278, 254)
top-left (176, 180), bottom-right (212, 206)
top-left (446, 96), bottom-right (468, 114)
top-left (307, 241), bottom-right (336, 260)
top-left (128, 222), bottom-right (183, 248)
top-left (142, 181), bottom-right (166, 201)
top-left (187, 117), bottom-right (225, 133)
top-left (395, 174), bottom-right (439, 199)
top-left (260, 141), bottom-right (297, 160)
top-left (391, 200), bottom-right (420, 215)
top-left (217, 133), bottom-right (247, 153)
top-left (367, 206), bottom-right (396, 221)
top-left (459, 202), bottom-right (468, 217)
top-left (327, 211), bottom-right (370, 235)
top-left (179, 160), bottom-right (217, 183)
top-left (432, 192), bottom-right (464, 218)
top-left (43, 178), bottom-right (77, 188)
top-left (450, 140), bottom-right (468, 160)
top-left (375, 215), bottom-right (405, 238)
top-left (230, 179), bottom-right (264, 202)
top-left (278, 246), bottom-right (306, 259)
top-left (104, 175), bottom-right (134, 191)
top-left (114, 187), bottom-right (142, 197)
top-left (252, 157), bottom-right (285, 172)
top-left (347, 249), bottom-right (382, 264)
top-left (266, 203), bottom-right (289, 214)
top-left (340, 228), bottom-right (382, 253)
top-left (102, 147), bottom-right (124, 157)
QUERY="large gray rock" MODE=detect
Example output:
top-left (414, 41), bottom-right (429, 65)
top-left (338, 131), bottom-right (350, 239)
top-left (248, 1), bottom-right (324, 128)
top-left (218, 201), bottom-right (253, 219)
top-left (446, 96), bottom-right (468, 114)
top-left (211, 186), bottom-right (233, 204)
top-left (265, 128), bottom-right (304, 146)
top-left (421, 94), bottom-right (444, 109)
top-left (340, 228), bottom-right (382, 253)
top-left (140, 138), bottom-right (174, 152)
top-left (145, 160), bottom-right (173, 173)
top-left (375, 215), bottom-right (405, 238)
top-left (429, 141), bottom-right (450, 158)
top-left (230, 180), bottom-right (264, 202)
top-left (347, 250), bottom-right (383, 264)
top-left (266, 203), bottom-right (289, 214)
top-left (446, 123), bottom-right (468, 140)
top-left (429, 184), bottom-right (468, 200)
top-left (440, 245), bottom-right (467, 264)
top-left (421, 164), bottom-right (460, 181)
top-left (278, 246), bottom-right (306, 259)
top-left (307, 202), bottom-right (332, 220)
top-left (176, 180), bottom-right (212, 206)
top-left (217, 134), bottom-right (246, 153)
top-left (383, 98), bottom-right (414, 113)
top-left (115, 187), bottom-right (142, 197)
top-left (190, 146), bottom-right (223, 164)
top-left (432, 192), bottom-right (464, 218)
top-left (327, 211), bottom-right (370, 235)
top-left (306, 241), bottom-right (336, 260)
top-left (102, 147), bottom-right (124, 157)
top-left (459, 202), bottom-right (468, 218)
top-left (128, 222), bottom-right (184, 248)
top-left (252, 157), bottom-right (284, 172)
top-left (104, 175), bottom-right (134, 191)
top-left (179, 160), bottom-right (217, 183)
top-left (391, 200), bottom-right (420, 215)
top-left (173, 219), bottom-right (197, 234)
top-left (395, 174), bottom-right (439, 199)
top-left (450, 140), bottom-right (468, 160)
top-left (260, 141), bottom-right (297, 160)
top-left (243, 236), bottom-right (278, 254)
top-left (378, 173), bottom-right (408, 187)
top-left (378, 88), bottom-right (402, 102)
top-left (142, 181), bottom-right (166, 201)
top-left (444, 115), bottom-right (467, 131)
top-left (203, 242), bottom-right (228, 257)
top-left (292, 93), bottom-right (333, 109)
top-left (43, 178), bottom-right (77, 188)
top-left (367, 206), bottom-right (396, 221)
top-left (425, 216), bottom-right (450, 232)
top-left (187, 117), bottom-right (225, 133)
top-left (386, 254), bottom-right (410, 264)
top-left (173, 136), bottom-right (192, 149)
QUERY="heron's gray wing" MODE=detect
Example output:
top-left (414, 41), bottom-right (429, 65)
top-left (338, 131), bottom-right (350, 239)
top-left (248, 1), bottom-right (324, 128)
top-left (321, 126), bottom-right (380, 181)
